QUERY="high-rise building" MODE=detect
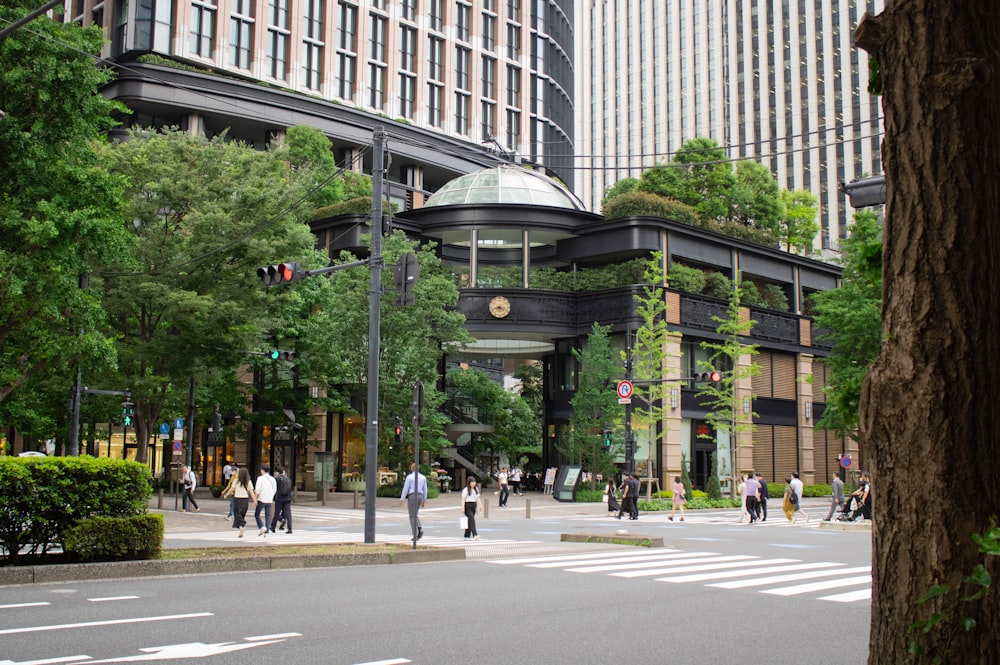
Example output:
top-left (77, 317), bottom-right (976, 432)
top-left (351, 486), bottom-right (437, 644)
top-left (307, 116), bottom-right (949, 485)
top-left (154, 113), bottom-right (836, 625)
top-left (62, 0), bottom-right (576, 195)
top-left (576, 0), bottom-right (885, 252)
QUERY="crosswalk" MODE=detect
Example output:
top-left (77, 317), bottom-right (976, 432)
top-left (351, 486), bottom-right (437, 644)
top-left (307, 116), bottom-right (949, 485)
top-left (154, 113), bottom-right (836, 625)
top-left (486, 548), bottom-right (871, 603)
top-left (574, 513), bottom-right (821, 527)
top-left (164, 528), bottom-right (540, 551)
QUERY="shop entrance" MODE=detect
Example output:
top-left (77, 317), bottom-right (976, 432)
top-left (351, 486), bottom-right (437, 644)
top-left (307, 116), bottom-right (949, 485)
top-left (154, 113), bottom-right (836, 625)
top-left (270, 437), bottom-right (297, 486)
top-left (691, 421), bottom-right (717, 490)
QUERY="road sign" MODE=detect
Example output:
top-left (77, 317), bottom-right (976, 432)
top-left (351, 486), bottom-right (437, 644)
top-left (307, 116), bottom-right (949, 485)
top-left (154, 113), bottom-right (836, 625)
top-left (159, 423), bottom-right (170, 435)
top-left (172, 439), bottom-right (182, 456)
top-left (174, 418), bottom-right (184, 429)
top-left (616, 380), bottom-right (634, 400)
top-left (840, 455), bottom-right (853, 469)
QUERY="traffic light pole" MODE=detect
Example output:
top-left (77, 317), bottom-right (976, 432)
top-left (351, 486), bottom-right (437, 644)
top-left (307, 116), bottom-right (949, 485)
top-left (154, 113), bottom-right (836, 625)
top-left (363, 127), bottom-right (387, 544)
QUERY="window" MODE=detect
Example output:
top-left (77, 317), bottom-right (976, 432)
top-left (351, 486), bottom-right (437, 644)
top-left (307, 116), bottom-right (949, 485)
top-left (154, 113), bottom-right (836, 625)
top-left (506, 22), bottom-right (520, 59)
top-left (481, 99), bottom-right (495, 141)
top-left (482, 12), bottom-right (495, 51)
top-left (399, 26), bottom-right (416, 72)
top-left (369, 62), bottom-right (386, 109)
top-left (455, 46), bottom-right (470, 90)
top-left (455, 92), bottom-right (470, 135)
top-left (302, 0), bottom-right (324, 90)
top-left (399, 73), bottom-right (415, 118)
top-left (338, 1), bottom-right (356, 51)
top-left (189, 0), bottom-right (215, 57)
top-left (229, 0), bottom-right (254, 69)
top-left (481, 55), bottom-right (496, 99)
top-left (427, 36), bottom-right (443, 81)
top-left (427, 83), bottom-right (443, 127)
top-left (505, 108), bottom-right (519, 149)
top-left (337, 53), bottom-right (356, 100)
top-left (266, 0), bottom-right (289, 80)
top-left (506, 64), bottom-right (520, 107)
top-left (401, 0), bottom-right (416, 21)
top-left (369, 14), bottom-right (386, 62)
top-left (428, 0), bottom-right (443, 32)
top-left (455, 1), bottom-right (470, 42)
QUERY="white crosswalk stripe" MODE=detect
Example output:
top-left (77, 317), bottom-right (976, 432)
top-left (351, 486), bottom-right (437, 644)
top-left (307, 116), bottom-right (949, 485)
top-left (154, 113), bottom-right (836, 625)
top-left (487, 549), bottom-right (871, 603)
top-left (164, 530), bottom-right (537, 550)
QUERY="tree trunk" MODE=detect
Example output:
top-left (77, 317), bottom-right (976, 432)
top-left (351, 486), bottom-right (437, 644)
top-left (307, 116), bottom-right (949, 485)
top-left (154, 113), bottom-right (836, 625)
top-left (856, 2), bottom-right (1000, 663)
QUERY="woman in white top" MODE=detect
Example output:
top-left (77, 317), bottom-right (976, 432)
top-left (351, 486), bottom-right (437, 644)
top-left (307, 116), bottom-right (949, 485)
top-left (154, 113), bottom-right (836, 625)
top-left (461, 477), bottom-right (481, 539)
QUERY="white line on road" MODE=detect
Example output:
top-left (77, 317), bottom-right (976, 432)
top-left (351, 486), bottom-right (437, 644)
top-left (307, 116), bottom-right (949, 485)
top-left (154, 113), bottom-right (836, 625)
top-left (761, 575), bottom-right (872, 596)
top-left (611, 557), bottom-right (785, 578)
top-left (0, 613), bottom-right (213, 636)
top-left (534, 551), bottom-right (707, 570)
top-left (577, 554), bottom-right (759, 575)
top-left (245, 633), bottom-right (303, 641)
top-left (87, 597), bottom-right (139, 603)
top-left (819, 588), bottom-right (873, 603)
top-left (353, 660), bottom-right (412, 665)
top-left (0, 655), bottom-right (92, 664)
top-left (0, 602), bottom-right (51, 609)
top-left (487, 549), bottom-right (682, 565)
top-left (709, 566), bottom-right (871, 589)
top-left (656, 561), bottom-right (844, 583)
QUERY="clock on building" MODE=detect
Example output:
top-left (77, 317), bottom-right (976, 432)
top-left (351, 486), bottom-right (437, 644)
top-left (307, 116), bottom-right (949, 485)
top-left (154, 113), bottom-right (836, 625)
top-left (488, 295), bottom-right (511, 318)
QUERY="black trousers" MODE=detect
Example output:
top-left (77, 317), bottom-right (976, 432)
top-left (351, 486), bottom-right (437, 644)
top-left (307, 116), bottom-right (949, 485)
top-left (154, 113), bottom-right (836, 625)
top-left (463, 502), bottom-right (478, 537)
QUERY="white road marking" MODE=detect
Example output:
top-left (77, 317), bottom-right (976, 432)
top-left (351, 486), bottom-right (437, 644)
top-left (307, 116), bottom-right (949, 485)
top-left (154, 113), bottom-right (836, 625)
top-left (487, 549), bottom-right (681, 565)
top-left (87, 597), bottom-right (138, 603)
top-left (0, 613), bottom-right (213, 636)
top-left (656, 561), bottom-right (844, 583)
top-left (0, 602), bottom-right (51, 609)
top-left (353, 660), bottom-right (412, 665)
top-left (245, 632), bottom-right (302, 641)
top-left (611, 557), bottom-right (780, 578)
top-left (537, 551), bottom-right (709, 570)
top-left (709, 566), bottom-right (871, 589)
top-left (761, 574), bottom-right (872, 596)
top-left (0, 657), bottom-right (92, 665)
top-left (819, 588), bottom-right (873, 603)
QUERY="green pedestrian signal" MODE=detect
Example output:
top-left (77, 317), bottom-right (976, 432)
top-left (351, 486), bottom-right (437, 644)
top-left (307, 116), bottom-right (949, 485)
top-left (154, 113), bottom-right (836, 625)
top-left (603, 429), bottom-right (613, 450)
top-left (269, 349), bottom-right (295, 361)
top-left (121, 401), bottom-right (135, 427)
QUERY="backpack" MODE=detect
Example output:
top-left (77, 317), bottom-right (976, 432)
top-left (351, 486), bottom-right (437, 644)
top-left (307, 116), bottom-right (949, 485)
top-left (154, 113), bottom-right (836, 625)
top-left (276, 474), bottom-right (293, 496)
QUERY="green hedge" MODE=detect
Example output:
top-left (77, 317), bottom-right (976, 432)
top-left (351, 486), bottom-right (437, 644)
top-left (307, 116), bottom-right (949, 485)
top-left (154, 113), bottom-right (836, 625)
top-left (63, 514), bottom-right (164, 562)
top-left (375, 482), bottom-right (441, 500)
top-left (0, 457), bottom-right (153, 565)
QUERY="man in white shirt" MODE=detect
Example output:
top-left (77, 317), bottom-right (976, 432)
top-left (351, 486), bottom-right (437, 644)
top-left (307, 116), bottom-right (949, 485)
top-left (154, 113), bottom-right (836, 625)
top-left (253, 464), bottom-right (278, 536)
top-left (180, 465), bottom-right (200, 513)
top-left (399, 463), bottom-right (427, 540)
top-left (790, 471), bottom-right (808, 523)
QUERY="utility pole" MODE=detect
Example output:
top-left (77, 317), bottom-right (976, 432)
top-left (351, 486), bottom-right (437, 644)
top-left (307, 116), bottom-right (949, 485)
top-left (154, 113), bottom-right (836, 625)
top-left (363, 128), bottom-right (387, 544)
top-left (624, 323), bottom-right (635, 475)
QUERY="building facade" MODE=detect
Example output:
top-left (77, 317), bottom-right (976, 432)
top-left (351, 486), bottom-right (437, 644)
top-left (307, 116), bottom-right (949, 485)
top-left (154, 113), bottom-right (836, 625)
top-left (576, 0), bottom-right (885, 252)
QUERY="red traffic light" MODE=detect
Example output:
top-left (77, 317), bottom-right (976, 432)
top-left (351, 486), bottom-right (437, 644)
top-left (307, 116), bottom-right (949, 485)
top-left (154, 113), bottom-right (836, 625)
top-left (394, 426), bottom-right (402, 437)
top-left (257, 261), bottom-right (302, 287)
top-left (693, 371), bottom-right (722, 383)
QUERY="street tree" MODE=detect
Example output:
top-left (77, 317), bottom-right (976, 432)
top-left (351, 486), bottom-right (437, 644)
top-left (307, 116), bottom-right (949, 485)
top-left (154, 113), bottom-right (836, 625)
top-left (810, 211), bottom-right (882, 438)
top-left (639, 137), bottom-right (735, 223)
top-left (778, 190), bottom-right (821, 255)
top-left (317, 230), bottom-right (471, 465)
top-left (95, 128), bottom-right (323, 463)
top-left (724, 160), bottom-right (784, 245)
top-left (855, 3), bottom-right (1000, 662)
top-left (630, 253), bottom-right (681, 491)
top-left (0, 5), bottom-right (128, 407)
top-left (563, 323), bottom-right (624, 489)
top-left (697, 278), bottom-right (760, 499)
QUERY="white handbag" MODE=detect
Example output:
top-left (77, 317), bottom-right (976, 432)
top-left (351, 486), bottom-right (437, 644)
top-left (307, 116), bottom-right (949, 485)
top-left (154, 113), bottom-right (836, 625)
top-left (460, 515), bottom-right (469, 530)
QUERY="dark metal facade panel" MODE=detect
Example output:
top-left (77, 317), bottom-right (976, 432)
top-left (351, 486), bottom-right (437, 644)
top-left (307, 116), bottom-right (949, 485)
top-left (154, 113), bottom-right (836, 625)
top-left (740, 253), bottom-right (795, 282)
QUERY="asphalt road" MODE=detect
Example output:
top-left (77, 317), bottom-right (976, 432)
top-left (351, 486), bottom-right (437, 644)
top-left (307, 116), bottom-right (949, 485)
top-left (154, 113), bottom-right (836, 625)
top-left (1, 496), bottom-right (871, 664)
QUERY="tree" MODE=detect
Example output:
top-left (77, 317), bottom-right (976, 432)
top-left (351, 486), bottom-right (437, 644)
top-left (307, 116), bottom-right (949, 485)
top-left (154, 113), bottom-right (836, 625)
top-left (855, 4), bottom-right (1000, 662)
top-left (725, 160), bottom-right (784, 244)
top-left (563, 323), bottom-right (624, 488)
top-left (600, 177), bottom-right (640, 212)
top-left (631, 253), bottom-right (681, 491)
top-left (639, 137), bottom-right (735, 222)
top-left (96, 128), bottom-right (323, 463)
top-left (810, 211), bottom-right (882, 438)
top-left (697, 278), bottom-right (760, 499)
top-left (779, 190), bottom-right (820, 255)
top-left (0, 5), bottom-right (128, 406)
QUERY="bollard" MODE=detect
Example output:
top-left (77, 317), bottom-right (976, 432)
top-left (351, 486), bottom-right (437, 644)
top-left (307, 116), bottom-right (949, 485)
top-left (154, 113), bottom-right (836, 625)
top-left (353, 490), bottom-right (360, 509)
top-left (322, 487), bottom-right (328, 506)
top-left (484, 499), bottom-right (489, 519)
top-left (525, 498), bottom-right (531, 519)
top-left (157, 488), bottom-right (163, 510)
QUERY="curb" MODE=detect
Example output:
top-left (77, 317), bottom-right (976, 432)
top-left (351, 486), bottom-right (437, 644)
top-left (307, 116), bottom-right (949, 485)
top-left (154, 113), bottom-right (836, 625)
top-left (817, 520), bottom-right (872, 532)
top-left (0, 548), bottom-right (466, 587)
top-left (561, 533), bottom-right (665, 547)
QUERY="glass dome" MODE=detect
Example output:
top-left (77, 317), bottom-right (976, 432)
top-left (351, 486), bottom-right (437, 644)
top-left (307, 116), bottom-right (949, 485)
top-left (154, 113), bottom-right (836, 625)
top-left (424, 165), bottom-right (587, 211)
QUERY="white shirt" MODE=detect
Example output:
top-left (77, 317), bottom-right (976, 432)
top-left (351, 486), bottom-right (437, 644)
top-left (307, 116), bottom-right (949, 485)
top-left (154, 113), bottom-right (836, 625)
top-left (790, 477), bottom-right (804, 503)
top-left (255, 473), bottom-right (277, 503)
top-left (462, 487), bottom-right (480, 503)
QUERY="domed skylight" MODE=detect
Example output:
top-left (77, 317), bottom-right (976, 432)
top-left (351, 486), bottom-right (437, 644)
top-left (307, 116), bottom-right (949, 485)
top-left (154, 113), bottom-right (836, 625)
top-left (424, 165), bottom-right (586, 211)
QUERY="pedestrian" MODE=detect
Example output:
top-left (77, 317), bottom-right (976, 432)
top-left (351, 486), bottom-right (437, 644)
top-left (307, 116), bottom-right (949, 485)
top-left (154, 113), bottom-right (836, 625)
top-left (668, 476), bottom-right (686, 521)
top-left (615, 474), bottom-right (631, 520)
top-left (744, 471), bottom-right (760, 524)
top-left (627, 473), bottom-right (640, 520)
top-left (180, 464), bottom-right (200, 513)
top-left (221, 466), bottom-right (257, 538)
top-left (824, 473), bottom-right (845, 521)
top-left (781, 476), bottom-right (796, 522)
top-left (510, 465), bottom-right (523, 496)
top-left (461, 477), bottom-right (481, 539)
top-left (604, 476), bottom-right (620, 515)
top-left (848, 471), bottom-right (872, 521)
top-left (497, 467), bottom-right (510, 507)
top-left (737, 474), bottom-right (750, 523)
top-left (755, 473), bottom-right (769, 521)
top-left (790, 471), bottom-right (808, 522)
top-left (223, 463), bottom-right (239, 519)
top-left (399, 462), bottom-right (427, 540)
top-left (253, 464), bottom-right (277, 537)
top-left (270, 466), bottom-right (294, 534)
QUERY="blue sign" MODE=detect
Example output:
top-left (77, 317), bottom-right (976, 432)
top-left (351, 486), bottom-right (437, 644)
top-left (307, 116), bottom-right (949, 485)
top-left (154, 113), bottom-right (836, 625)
top-left (158, 423), bottom-right (170, 435)
top-left (174, 418), bottom-right (184, 429)
top-left (840, 455), bottom-right (853, 469)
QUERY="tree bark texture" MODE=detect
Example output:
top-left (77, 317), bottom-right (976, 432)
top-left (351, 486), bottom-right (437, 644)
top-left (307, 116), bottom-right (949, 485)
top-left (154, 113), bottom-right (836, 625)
top-left (856, 2), bottom-right (1000, 663)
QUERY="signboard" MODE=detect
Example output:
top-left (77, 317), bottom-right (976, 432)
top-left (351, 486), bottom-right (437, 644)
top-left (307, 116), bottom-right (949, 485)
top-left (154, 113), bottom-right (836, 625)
top-left (616, 380), bottom-right (633, 401)
top-left (174, 418), bottom-right (184, 429)
top-left (172, 428), bottom-right (184, 457)
top-left (172, 440), bottom-right (182, 456)
top-left (159, 423), bottom-right (170, 435)
top-left (840, 454), bottom-right (853, 469)
top-left (553, 465), bottom-right (583, 502)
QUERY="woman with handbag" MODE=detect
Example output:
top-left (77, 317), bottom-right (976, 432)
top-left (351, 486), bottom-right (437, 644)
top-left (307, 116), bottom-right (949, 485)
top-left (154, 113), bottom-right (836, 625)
top-left (461, 477), bottom-right (481, 539)
top-left (222, 466), bottom-right (257, 538)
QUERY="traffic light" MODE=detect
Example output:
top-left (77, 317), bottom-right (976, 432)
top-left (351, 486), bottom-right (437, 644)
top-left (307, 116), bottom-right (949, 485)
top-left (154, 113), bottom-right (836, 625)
top-left (269, 349), bottom-right (295, 361)
top-left (257, 261), bottom-right (304, 287)
top-left (393, 253), bottom-right (419, 306)
top-left (121, 401), bottom-right (135, 427)
top-left (394, 417), bottom-right (403, 445)
top-left (603, 429), bottom-right (613, 450)
top-left (692, 371), bottom-right (722, 383)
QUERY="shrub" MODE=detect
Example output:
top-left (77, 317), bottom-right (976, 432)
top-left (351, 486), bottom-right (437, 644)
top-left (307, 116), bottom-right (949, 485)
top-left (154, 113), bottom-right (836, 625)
top-left (575, 488), bottom-right (606, 503)
top-left (804, 483), bottom-right (832, 497)
top-left (376, 482), bottom-right (440, 499)
top-left (704, 272), bottom-right (733, 300)
top-left (668, 263), bottom-right (707, 294)
top-left (63, 514), bottom-right (164, 562)
top-left (310, 196), bottom-right (374, 220)
top-left (602, 191), bottom-right (701, 225)
top-left (739, 280), bottom-right (766, 307)
top-left (761, 283), bottom-right (790, 312)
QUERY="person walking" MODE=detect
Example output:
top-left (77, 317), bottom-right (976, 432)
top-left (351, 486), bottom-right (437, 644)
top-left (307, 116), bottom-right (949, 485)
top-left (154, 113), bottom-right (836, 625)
top-left (604, 476), bottom-right (620, 516)
top-left (744, 472), bottom-right (760, 524)
top-left (221, 466), bottom-right (256, 538)
top-left (616, 474), bottom-right (632, 520)
top-left (627, 473), bottom-right (640, 520)
top-left (461, 477), bottom-right (481, 539)
top-left (824, 473), bottom-right (845, 521)
top-left (790, 471), bottom-right (808, 523)
top-left (180, 465), bottom-right (200, 513)
top-left (668, 476), bottom-right (686, 522)
top-left (222, 461), bottom-right (237, 519)
top-left (399, 462), bottom-right (428, 540)
top-left (270, 466), bottom-right (294, 534)
top-left (510, 466), bottom-right (523, 496)
top-left (737, 475), bottom-right (750, 523)
top-left (497, 467), bottom-right (510, 507)
top-left (253, 464), bottom-right (277, 537)
top-left (755, 473), bottom-right (769, 521)
top-left (781, 476), bottom-right (796, 522)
